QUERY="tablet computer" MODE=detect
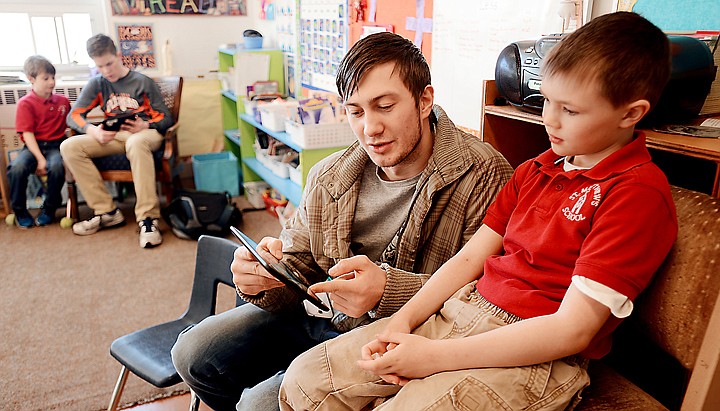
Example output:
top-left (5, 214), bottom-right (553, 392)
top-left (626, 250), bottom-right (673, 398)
top-left (102, 112), bottom-right (138, 131)
top-left (230, 226), bottom-right (330, 311)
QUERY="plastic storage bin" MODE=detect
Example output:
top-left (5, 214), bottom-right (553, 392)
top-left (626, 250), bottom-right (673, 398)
top-left (244, 181), bottom-right (271, 209)
top-left (285, 120), bottom-right (356, 149)
top-left (192, 151), bottom-right (240, 196)
top-left (259, 101), bottom-right (299, 132)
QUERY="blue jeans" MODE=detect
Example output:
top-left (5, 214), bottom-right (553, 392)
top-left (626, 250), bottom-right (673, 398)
top-left (7, 140), bottom-right (65, 213)
top-left (171, 303), bottom-right (339, 411)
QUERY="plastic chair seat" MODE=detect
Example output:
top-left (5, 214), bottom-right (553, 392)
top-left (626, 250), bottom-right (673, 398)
top-left (110, 318), bottom-right (196, 388)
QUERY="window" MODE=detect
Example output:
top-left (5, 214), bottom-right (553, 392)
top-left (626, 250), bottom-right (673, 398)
top-left (0, 0), bottom-right (107, 74)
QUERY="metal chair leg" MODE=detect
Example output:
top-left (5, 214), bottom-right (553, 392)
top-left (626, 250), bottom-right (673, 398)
top-left (189, 389), bottom-right (200, 411)
top-left (107, 366), bottom-right (130, 411)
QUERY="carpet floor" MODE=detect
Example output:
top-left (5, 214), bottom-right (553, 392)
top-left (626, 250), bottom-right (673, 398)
top-left (0, 197), bottom-right (281, 410)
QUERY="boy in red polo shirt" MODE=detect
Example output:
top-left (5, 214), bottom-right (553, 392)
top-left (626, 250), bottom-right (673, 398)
top-left (279, 12), bottom-right (679, 410)
top-left (7, 55), bottom-right (70, 228)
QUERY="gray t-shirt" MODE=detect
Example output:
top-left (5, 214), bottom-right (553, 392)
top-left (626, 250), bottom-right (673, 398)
top-left (351, 161), bottom-right (421, 263)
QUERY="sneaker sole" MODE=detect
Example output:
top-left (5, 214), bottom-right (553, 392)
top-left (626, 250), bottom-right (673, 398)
top-left (72, 220), bottom-right (126, 236)
top-left (141, 239), bottom-right (162, 248)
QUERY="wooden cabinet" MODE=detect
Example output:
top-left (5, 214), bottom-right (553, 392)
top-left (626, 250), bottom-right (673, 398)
top-left (481, 80), bottom-right (720, 197)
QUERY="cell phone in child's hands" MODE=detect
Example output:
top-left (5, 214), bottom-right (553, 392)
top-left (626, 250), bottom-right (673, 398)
top-left (101, 112), bottom-right (138, 131)
top-left (229, 226), bottom-right (331, 312)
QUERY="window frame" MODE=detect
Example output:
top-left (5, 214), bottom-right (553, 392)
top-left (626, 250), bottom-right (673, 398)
top-left (0, 0), bottom-right (108, 74)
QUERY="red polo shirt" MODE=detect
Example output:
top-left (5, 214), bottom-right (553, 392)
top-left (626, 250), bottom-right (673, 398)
top-left (478, 132), bottom-right (677, 358)
top-left (15, 90), bottom-right (70, 141)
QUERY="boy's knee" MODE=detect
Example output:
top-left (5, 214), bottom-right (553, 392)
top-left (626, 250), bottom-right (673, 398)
top-left (280, 345), bottom-right (328, 410)
top-left (59, 138), bottom-right (78, 158)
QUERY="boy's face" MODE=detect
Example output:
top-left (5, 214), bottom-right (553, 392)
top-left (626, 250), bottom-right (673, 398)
top-left (540, 73), bottom-right (635, 168)
top-left (92, 52), bottom-right (126, 83)
top-left (30, 71), bottom-right (55, 99)
top-left (343, 62), bottom-right (434, 180)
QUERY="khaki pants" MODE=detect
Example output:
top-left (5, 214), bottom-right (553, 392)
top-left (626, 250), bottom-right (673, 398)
top-left (280, 283), bottom-right (590, 411)
top-left (60, 129), bottom-right (163, 221)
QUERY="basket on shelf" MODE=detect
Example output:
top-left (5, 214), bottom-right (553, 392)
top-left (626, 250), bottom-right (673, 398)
top-left (285, 120), bottom-right (356, 149)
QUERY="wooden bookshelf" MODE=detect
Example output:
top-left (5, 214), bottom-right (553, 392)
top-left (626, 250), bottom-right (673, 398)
top-left (481, 80), bottom-right (720, 197)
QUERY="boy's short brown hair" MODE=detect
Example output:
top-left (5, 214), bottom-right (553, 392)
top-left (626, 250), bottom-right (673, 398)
top-left (335, 32), bottom-right (431, 105)
top-left (23, 55), bottom-right (56, 79)
top-left (542, 12), bottom-right (670, 108)
top-left (86, 34), bottom-right (117, 58)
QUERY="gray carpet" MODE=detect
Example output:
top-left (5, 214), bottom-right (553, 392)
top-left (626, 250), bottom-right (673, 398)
top-left (0, 197), bottom-right (281, 410)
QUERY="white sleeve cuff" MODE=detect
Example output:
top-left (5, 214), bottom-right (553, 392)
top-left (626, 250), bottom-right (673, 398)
top-left (572, 276), bottom-right (633, 318)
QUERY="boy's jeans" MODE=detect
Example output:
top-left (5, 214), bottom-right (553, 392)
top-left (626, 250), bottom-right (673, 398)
top-left (280, 283), bottom-right (591, 411)
top-left (7, 140), bottom-right (65, 213)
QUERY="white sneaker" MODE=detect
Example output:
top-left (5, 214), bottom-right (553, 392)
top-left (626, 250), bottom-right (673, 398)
top-left (72, 208), bottom-right (125, 235)
top-left (139, 218), bottom-right (162, 248)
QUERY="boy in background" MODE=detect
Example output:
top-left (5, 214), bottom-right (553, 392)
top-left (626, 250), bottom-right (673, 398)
top-left (280, 12), bottom-right (678, 410)
top-left (8, 55), bottom-right (70, 228)
top-left (61, 34), bottom-right (172, 248)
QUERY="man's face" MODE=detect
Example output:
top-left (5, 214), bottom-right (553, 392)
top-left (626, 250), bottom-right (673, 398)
top-left (343, 62), bottom-right (434, 180)
top-left (30, 71), bottom-right (55, 99)
top-left (92, 52), bottom-right (125, 83)
top-left (541, 73), bottom-right (635, 168)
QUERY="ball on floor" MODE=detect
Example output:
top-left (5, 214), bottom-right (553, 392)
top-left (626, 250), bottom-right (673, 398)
top-left (60, 217), bottom-right (74, 229)
top-left (5, 214), bottom-right (15, 226)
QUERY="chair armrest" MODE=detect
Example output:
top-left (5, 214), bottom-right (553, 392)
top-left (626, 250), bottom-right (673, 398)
top-left (163, 122), bottom-right (180, 161)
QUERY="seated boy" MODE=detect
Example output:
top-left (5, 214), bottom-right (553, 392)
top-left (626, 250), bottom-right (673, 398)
top-left (7, 55), bottom-right (71, 227)
top-left (279, 12), bottom-right (678, 410)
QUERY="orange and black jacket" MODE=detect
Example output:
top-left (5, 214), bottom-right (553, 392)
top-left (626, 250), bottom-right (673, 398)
top-left (67, 70), bottom-right (173, 135)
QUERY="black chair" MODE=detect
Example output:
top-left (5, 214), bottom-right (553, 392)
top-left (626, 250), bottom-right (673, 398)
top-left (107, 235), bottom-right (243, 411)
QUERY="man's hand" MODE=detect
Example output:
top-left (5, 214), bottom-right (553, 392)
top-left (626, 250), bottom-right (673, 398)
top-left (308, 255), bottom-right (386, 318)
top-left (89, 124), bottom-right (117, 144)
top-left (120, 117), bottom-right (149, 134)
top-left (231, 237), bottom-right (284, 295)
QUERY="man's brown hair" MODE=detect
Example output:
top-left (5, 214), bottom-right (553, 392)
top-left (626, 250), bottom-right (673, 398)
top-left (335, 32), bottom-right (431, 105)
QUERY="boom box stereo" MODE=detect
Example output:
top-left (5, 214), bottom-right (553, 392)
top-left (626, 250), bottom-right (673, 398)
top-left (495, 35), bottom-right (717, 126)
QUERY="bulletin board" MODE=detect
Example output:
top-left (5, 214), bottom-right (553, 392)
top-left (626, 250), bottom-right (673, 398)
top-left (299, 0), bottom-right (349, 93)
top-left (347, 0), bottom-right (434, 65)
top-left (431, 0), bottom-right (570, 131)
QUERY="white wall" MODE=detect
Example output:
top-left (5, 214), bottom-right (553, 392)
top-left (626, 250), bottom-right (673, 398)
top-left (106, 1), bottom-right (278, 79)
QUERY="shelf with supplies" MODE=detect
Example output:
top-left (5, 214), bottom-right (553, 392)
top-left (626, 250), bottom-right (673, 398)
top-left (481, 79), bottom-right (720, 197)
top-left (219, 47), bottom-right (352, 207)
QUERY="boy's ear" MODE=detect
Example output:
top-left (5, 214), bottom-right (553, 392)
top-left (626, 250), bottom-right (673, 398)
top-left (419, 84), bottom-right (434, 118)
top-left (620, 99), bottom-right (651, 128)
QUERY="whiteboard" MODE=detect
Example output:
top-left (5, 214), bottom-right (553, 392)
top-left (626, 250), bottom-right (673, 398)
top-left (431, 0), bottom-right (568, 130)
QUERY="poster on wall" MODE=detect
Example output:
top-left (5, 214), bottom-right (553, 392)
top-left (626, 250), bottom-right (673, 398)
top-left (110, 0), bottom-right (247, 16)
top-left (117, 24), bottom-right (156, 69)
top-left (300, 0), bottom-right (349, 93)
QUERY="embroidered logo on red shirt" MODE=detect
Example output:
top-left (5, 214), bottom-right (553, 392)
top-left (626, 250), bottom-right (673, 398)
top-left (563, 184), bottom-right (601, 221)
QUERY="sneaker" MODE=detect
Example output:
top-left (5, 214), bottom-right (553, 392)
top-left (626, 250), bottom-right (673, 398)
top-left (36, 208), bottom-right (55, 226)
top-left (139, 217), bottom-right (162, 248)
top-left (14, 210), bottom-right (35, 229)
top-left (72, 208), bottom-right (125, 235)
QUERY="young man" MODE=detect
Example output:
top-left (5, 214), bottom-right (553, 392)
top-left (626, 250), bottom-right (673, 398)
top-left (279, 12), bottom-right (678, 411)
top-left (8, 55), bottom-right (70, 228)
top-left (171, 32), bottom-right (513, 410)
top-left (60, 34), bottom-right (172, 248)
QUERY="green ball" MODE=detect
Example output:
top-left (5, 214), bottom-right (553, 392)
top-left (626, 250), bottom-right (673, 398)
top-left (60, 217), bottom-right (74, 229)
top-left (5, 214), bottom-right (15, 226)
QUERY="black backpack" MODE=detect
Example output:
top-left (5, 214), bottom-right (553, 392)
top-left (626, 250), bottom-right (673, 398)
top-left (161, 189), bottom-right (242, 240)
